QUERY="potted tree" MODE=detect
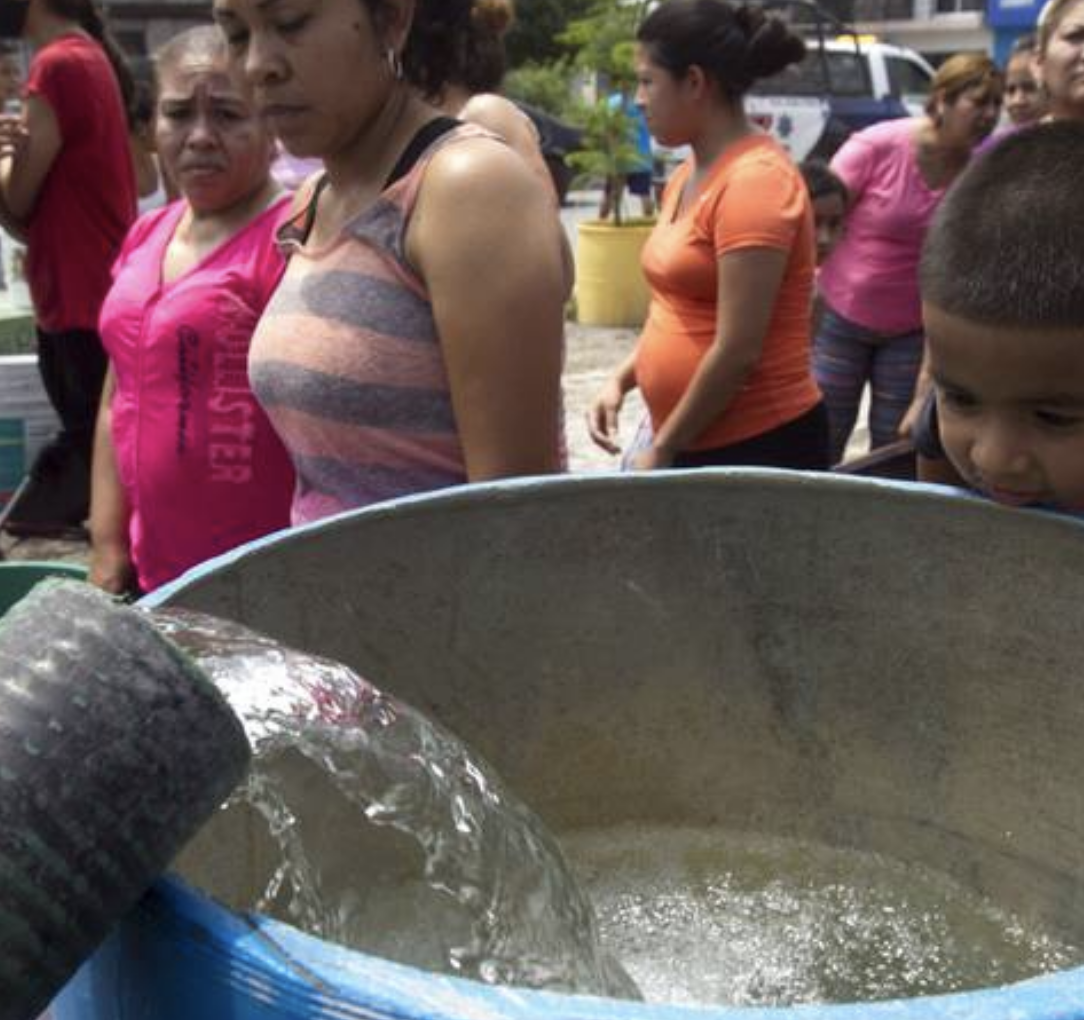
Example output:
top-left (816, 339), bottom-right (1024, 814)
top-left (562, 3), bottom-right (657, 326)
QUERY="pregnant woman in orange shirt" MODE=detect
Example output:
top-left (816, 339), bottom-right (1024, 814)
top-left (589, 0), bottom-right (828, 471)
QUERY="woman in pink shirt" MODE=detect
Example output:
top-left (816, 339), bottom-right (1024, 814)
top-left (812, 54), bottom-right (1001, 463)
top-left (89, 25), bottom-right (294, 595)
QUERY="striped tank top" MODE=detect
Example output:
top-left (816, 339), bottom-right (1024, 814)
top-left (249, 124), bottom-right (480, 524)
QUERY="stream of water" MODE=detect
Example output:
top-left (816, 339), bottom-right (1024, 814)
top-left (153, 608), bottom-right (638, 998)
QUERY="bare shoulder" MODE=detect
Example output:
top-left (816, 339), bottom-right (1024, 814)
top-left (459, 93), bottom-right (539, 143)
top-left (409, 130), bottom-right (564, 283)
top-left (423, 132), bottom-right (540, 211)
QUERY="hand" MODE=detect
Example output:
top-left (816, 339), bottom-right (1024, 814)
top-left (0, 119), bottom-right (26, 162)
top-left (89, 542), bottom-right (136, 597)
top-left (898, 381), bottom-right (932, 440)
top-left (586, 377), bottom-right (626, 455)
top-left (0, 114), bottom-right (26, 161)
top-left (629, 444), bottom-right (676, 471)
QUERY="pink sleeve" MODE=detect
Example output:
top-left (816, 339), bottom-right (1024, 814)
top-left (829, 131), bottom-right (878, 202)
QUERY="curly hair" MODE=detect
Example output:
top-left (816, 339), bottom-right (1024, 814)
top-left (361, 0), bottom-right (475, 97)
top-left (455, 0), bottom-right (515, 94)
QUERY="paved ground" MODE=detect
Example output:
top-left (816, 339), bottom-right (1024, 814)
top-left (564, 322), bottom-right (646, 473)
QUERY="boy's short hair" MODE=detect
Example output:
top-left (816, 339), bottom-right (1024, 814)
top-left (920, 121), bottom-right (1084, 329)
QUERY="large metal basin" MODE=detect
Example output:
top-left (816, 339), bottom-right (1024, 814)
top-left (49, 472), bottom-right (1084, 1019)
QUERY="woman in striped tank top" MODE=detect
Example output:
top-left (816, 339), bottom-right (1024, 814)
top-left (212, 0), bottom-right (568, 523)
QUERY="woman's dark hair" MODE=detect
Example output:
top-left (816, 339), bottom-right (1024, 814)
top-left (455, 0), bottom-right (514, 95)
top-left (44, 0), bottom-right (136, 122)
top-left (636, 0), bottom-right (805, 101)
top-left (800, 158), bottom-right (847, 204)
top-left (363, 0), bottom-right (474, 98)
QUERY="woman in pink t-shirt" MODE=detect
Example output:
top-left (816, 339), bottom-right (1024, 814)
top-left (89, 26), bottom-right (294, 595)
top-left (812, 54), bottom-right (1001, 464)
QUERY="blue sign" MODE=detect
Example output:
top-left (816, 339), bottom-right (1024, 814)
top-left (987, 0), bottom-right (1044, 29)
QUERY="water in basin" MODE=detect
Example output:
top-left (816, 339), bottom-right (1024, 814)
top-left (565, 824), bottom-right (1079, 1006)
top-left (154, 608), bottom-right (1081, 1008)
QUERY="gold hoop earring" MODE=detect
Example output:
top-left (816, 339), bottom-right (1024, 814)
top-left (386, 48), bottom-right (403, 80)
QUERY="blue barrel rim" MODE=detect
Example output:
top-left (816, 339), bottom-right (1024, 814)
top-left (135, 470), bottom-right (1084, 1020)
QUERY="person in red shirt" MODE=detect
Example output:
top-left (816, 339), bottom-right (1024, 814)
top-left (0, 0), bottom-right (136, 535)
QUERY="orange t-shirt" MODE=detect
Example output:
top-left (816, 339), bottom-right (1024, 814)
top-left (634, 134), bottom-right (821, 451)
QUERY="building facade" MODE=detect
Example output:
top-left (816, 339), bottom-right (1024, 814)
top-left (101, 0), bottom-right (212, 55)
top-left (820, 0), bottom-right (990, 59)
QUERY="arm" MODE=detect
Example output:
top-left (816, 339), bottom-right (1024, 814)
top-left (897, 344), bottom-right (932, 438)
top-left (410, 138), bottom-right (566, 481)
top-left (636, 247), bottom-right (787, 468)
top-left (829, 128), bottom-right (877, 210)
top-left (587, 348), bottom-right (639, 455)
top-left (88, 367), bottom-right (136, 595)
top-left (457, 94), bottom-right (573, 296)
top-left (0, 94), bottom-right (62, 237)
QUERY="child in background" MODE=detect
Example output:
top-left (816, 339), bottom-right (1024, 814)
top-left (915, 121), bottom-right (1084, 512)
top-left (800, 159), bottom-right (848, 338)
top-left (975, 35), bottom-right (1047, 157)
top-left (799, 159), bottom-right (847, 266)
top-left (1004, 34), bottom-right (1046, 126)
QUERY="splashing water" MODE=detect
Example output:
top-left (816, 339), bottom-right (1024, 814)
top-left (565, 824), bottom-right (1081, 1007)
top-left (151, 608), bottom-right (638, 999)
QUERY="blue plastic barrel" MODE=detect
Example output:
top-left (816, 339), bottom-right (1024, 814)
top-left (45, 472), bottom-right (1084, 1020)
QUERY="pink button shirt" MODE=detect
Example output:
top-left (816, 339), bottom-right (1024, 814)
top-left (819, 118), bottom-right (946, 335)
top-left (99, 198), bottom-right (295, 591)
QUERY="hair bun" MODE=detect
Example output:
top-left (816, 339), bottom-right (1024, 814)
top-left (734, 4), bottom-right (767, 39)
top-left (472, 0), bottom-right (515, 37)
top-left (736, 5), bottom-right (805, 80)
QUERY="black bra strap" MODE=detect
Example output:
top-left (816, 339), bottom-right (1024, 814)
top-left (298, 173), bottom-right (331, 246)
top-left (296, 117), bottom-right (461, 245)
top-left (384, 116), bottom-right (461, 190)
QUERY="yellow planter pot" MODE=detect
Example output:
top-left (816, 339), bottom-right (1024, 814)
top-left (574, 219), bottom-right (655, 328)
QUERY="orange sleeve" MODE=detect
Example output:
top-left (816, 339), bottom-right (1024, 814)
top-left (704, 159), bottom-right (806, 258)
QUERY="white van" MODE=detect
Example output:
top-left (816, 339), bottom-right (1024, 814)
top-left (745, 36), bottom-right (936, 162)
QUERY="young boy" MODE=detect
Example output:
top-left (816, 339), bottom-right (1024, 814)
top-left (915, 121), bottom-right (1084, 512)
